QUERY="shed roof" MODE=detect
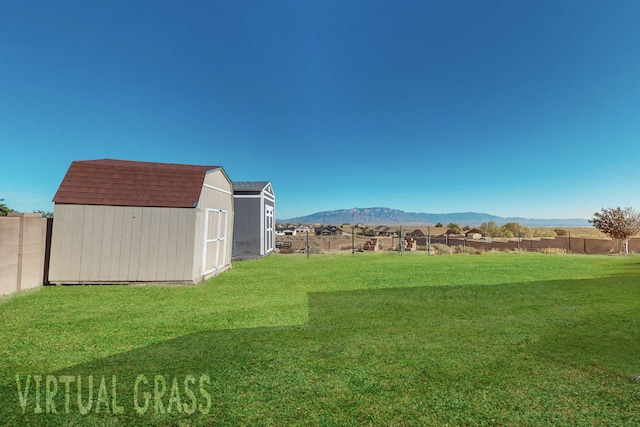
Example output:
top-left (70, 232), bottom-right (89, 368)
top-left (53, 159), bottom-right (222, 208)
top-left (232, 181), bottom-right (270, 192)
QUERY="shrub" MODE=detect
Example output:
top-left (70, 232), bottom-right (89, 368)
top-left (539, 247), bottom-right (568, 254)
top-left (554, 228), bottom-right (567, 236)
top-left (454, 245), bottom-right (481, 254)
top-left (533, 229), bottom-right (556, 237)
top-left (432, 243), bottom-right (452, 255)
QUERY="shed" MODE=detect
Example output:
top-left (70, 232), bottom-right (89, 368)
top-left (232, 181), bottom-right (275, 260)
top-left (48, 159), bottom-right (234, 284)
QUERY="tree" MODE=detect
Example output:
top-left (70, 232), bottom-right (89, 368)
top-left (589, 207), bottom-right (640, 255)
top-left (447, 223), bottom-right (461, 234)
top-left (33, 210), bottom-right (54, 218)
top-left (480, 221), bottom-right (502, 237)
top-left (0, 198), bottom-right (13, 216)
top-left (502, 222), bottom-right (534, 239)
top-left (501, 222), bottom-right (519, 238)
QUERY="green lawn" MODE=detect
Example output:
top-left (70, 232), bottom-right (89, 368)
top-left (1, 252), bottom-right (639, 426)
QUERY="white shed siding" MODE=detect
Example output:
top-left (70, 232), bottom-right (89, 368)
top-left (49, 204), bottom-right (197, 284)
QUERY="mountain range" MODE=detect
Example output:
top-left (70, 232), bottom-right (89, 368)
top-left (278, 207), bottom-right (591, 227)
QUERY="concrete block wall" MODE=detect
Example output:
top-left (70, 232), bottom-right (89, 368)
top-left (0, 213), bottom-right (48, 296)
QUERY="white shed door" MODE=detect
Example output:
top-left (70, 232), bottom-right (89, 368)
top-left (203, 209), bottom-right (228, 276)
top-left (265, 206), bottom-right (274, 253)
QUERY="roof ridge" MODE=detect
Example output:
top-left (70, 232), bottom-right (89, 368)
top-left (75, 158), bottom-right (220, 170)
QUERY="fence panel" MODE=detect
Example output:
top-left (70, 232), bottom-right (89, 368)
top-left (0, 213), bottom-right (49, 296)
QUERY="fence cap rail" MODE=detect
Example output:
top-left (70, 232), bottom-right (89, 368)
top-left (7, 212), bottom-right (43, 218)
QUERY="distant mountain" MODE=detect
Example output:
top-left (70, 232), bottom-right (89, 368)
top-left (278, 207), bottom-right (591, 227)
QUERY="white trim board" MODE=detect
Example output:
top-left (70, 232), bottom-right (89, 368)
top-left (233, 193), bottom-right (276, 203)
top-left (203, 184), bottom-right (232, 195)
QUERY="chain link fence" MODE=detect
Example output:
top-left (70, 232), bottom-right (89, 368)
top-left (275, 226), bottom-right (638, 255)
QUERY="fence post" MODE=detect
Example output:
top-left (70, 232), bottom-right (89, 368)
top-left (306, 231), bottom-right (309, 258)
top-left (568, 230), bottom-right (571, 252)
top-left (427, 226), bottom-right (431, 256)
top-left (352, 225), bottom-right (355, 255)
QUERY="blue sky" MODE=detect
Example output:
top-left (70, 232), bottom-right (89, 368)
top-left (1, 1), bottom-right (639, 220)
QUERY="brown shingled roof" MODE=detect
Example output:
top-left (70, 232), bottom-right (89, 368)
top-left (53, 159), bottom-right (222, 208)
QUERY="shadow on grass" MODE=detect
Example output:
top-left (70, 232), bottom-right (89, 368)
top-left (2, 275), bottom-right (640, 426)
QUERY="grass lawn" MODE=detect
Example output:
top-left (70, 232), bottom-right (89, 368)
top-left (1, 252), bottom-right (639, 426)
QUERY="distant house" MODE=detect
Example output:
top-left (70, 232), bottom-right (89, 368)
top-left (232, 181), bottom-right (275, 261)
top-left (275, 227), bottom-right (296, 236)
top-left (49, 159), bottom-right (234, 284)
top-left (339, 223), bottom-right (354, 233)
top-left (373, 226), bottom-right (394, 236)
top-left (315, 226), bottom-right (329, 236)
top-left (315, 226), bottom-right (341, 236)
top-left (295, 225), bottom-right (311, 234)
top-left (465, 228), bottom-right (483, 240)
top-left (407, 229), bottom-right (425, 237)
